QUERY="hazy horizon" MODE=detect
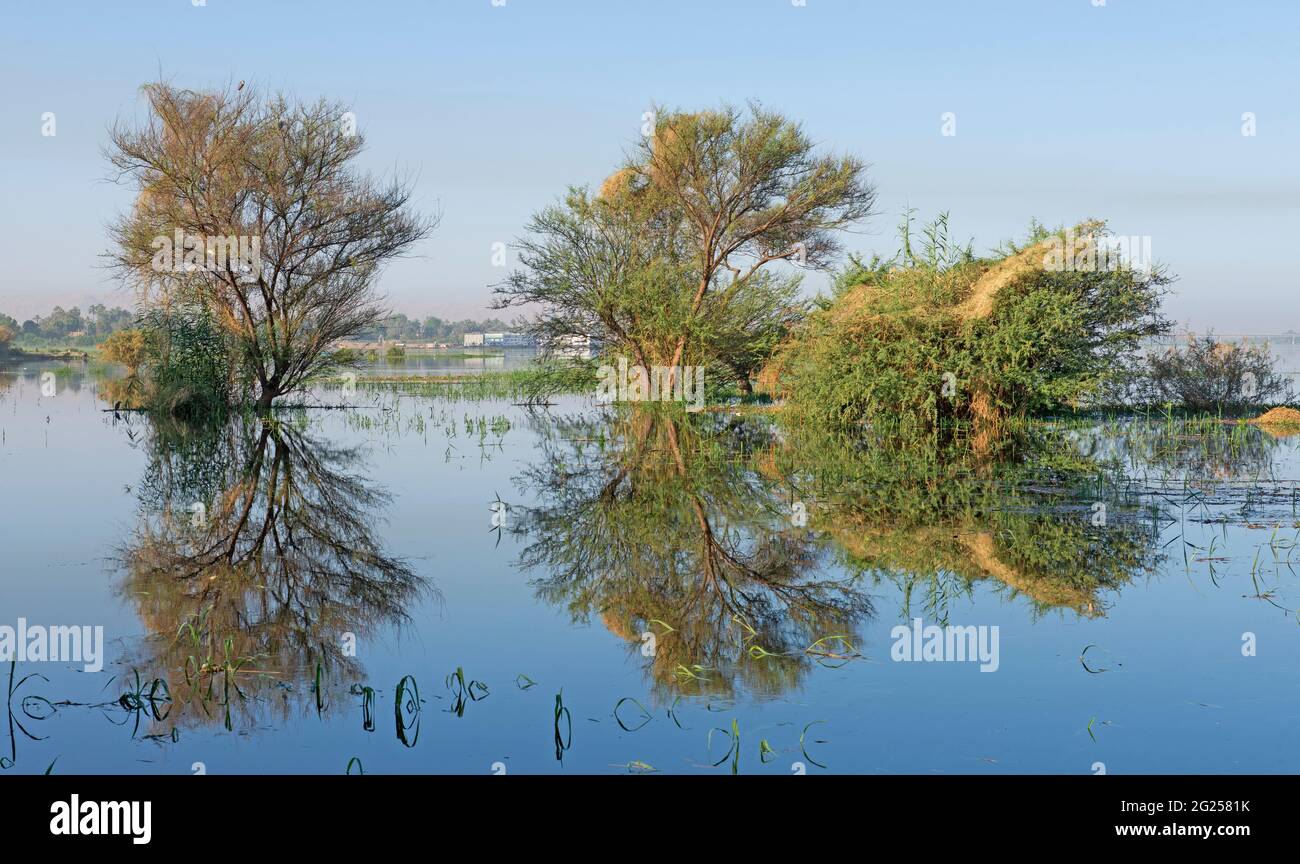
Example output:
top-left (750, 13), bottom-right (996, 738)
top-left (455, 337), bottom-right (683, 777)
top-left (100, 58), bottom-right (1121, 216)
top-left (3, 0), bottom-right (1296, 329)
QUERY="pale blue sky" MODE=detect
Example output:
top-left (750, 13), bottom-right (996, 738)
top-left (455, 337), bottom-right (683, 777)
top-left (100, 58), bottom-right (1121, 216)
top-left (1, 0), bottom-right (1296, 330)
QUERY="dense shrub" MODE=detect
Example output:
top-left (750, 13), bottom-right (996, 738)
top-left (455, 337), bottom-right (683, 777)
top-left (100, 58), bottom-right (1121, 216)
top-left (764, 217), bottom-right (1172, 436)
top-left (99, 328), bottom-right (148, 371)
top-left (137, 307), bottom-right (241, 417)
top-left (1140, 333), bottom-right (1292, 410)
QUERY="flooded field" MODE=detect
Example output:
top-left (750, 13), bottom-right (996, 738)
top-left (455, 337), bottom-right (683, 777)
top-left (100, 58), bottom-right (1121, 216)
top-left (349, 348), bottom-right (539, 378)
top-left (2, 358), bottom-right (1299, 775)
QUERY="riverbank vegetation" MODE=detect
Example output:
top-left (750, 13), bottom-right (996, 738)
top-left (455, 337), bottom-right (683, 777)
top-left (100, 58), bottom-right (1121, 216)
top-left (84, 86), bottom-right (1294, 433)
top-left (761, 214), bottom-right (1175, 439)
top-left (0, 305), bottom-right (135, 353)
top-left (494, 104), bottom-right (874, 395)
top-left (492, 107), bottom-right (1294, 440)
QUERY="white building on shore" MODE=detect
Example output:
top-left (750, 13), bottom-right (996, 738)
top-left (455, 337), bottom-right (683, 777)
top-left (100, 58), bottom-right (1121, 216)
top-left (463, 332), bottom-right (535, 348)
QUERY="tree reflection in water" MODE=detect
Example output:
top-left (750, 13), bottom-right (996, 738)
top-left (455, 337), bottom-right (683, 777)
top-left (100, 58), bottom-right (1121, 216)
top-left (512, 409), bottom-right (875, 700)
top-left (770, 422), bottom-right (1164, 624)
top-left (512, 409), bottom-right (1168, 700)
top-left (117, 415), bottom-right (427, 730)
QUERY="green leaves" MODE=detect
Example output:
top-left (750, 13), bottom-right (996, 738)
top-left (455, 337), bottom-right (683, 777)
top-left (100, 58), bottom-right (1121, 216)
top-left (774, 217), bottom-right (1172, 435)
top-left (496, 104), bottom-right (875, 394)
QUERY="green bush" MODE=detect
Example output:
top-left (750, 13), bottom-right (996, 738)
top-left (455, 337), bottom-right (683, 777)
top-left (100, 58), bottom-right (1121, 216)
top-left (1140, 333), bottom-right (1292, 411)
top-left (766, 216), bottom-right (1171, 436)
top-left (99, 328), bottom-right (148, 370)
top-left (137, 307), bottom-right (239, 418)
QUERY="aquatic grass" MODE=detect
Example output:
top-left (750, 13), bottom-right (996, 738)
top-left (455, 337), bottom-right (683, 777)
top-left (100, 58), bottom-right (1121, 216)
top-left (667, 696), bottom-right (687, 730)
top-left (800, 720), bottom-right (828, 769)
top-left (115, 669), bottom-right (171, 736)
top-left (349, 684), bottom-right (377, 732)
top-left (707, 718), bottom-right (742, 774)
top-left (553, 691), bottom-right (572, 761)
top-left (2, 661), bottom-right (50, 770)
top-left (446, 667), bottom-right (489, 717)
top-left (673, 664), bottom-right (709, 683)
top-left (313, 661), bottom-right (327, 716)
top-left (141, 727), bottom-right (180, 744)
top-left (355, 361), bottom-right (597, 405)
top-left (173, 611), bottom-right (266, 721)
top-left (805, 635), bottom-right (861, 667)
top-left (489, 491), bottom-right (508, 547)
top-left (1079, 644), bottom-right (1110, 674)
top-left (394, 674), bottom-right (421, 747)
top-left (118, 669), bottom-right (170, 714)
top-left (613, 697), bottom-right (653, 732)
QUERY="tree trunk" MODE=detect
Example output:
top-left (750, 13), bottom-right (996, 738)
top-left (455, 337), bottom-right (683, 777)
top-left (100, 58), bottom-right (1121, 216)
top-left (665, 275), bottom-right (712, 393)
top-left (254, 386), bottom-right (278, 414)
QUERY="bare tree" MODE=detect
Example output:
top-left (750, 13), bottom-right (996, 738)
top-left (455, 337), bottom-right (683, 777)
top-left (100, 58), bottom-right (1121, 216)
top-left (106, 82), bottom-right (435, 411)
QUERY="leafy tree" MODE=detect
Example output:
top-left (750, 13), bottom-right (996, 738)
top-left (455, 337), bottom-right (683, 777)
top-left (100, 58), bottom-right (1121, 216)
top-left (0, 306), bottom-right (137, 344)
top-left (87, 304), bottom-right (135, 338)
top-left (495, 104), bottom-right (875, 390)
top-left (99, 328), bottom-right (148, 371)
top-left (106, 81), bottom-right (434, 411)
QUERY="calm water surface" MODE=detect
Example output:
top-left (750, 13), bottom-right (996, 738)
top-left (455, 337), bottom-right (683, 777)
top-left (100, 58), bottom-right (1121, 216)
top-left (1, 356), bottom-right (1298, 775)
